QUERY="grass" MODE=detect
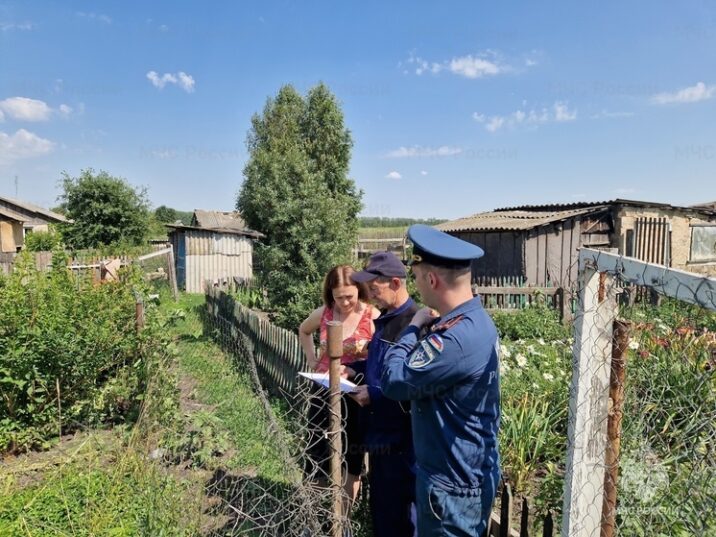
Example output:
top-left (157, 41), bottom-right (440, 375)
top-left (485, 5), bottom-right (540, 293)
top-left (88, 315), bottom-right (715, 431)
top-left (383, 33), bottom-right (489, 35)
top-left (0, 431), bottom-right (199, 537)
top-left (0, 292), bottom-right (297, 536)
top-left (163, 294), bottom-right (293, 483)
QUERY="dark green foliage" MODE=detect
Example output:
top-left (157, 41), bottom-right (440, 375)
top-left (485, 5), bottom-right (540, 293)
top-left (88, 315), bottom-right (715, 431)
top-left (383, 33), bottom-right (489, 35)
top-left (237, 83), bottom-right (362, 329)
top-left (57, 168), bottom-right (151, 249)
top-left (154, 205), bottom-right (193, 225)
top-left (0, 252), bottom-right (156, 453)
top-left (492, 301), bottom-right (570, 341)
top-left (23, 226), bottom-right (63, 252)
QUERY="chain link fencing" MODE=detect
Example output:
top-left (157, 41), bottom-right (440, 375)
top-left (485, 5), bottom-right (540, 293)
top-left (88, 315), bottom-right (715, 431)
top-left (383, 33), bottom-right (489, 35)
top-left (202, 286), bottom-right (366, 536)
top-left (562, 248), bottom-right (716, 537)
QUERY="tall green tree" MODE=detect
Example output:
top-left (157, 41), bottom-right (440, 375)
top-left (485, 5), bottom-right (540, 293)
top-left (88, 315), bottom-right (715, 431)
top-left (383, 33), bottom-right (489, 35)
top-left (238, 83), bottom-right (362, 328)
top-left (58, 169), bottom-right (151, 249)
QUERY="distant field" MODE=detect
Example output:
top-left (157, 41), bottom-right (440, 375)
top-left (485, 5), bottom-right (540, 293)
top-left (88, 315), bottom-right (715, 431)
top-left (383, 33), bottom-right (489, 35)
top-left (358, 226), bottom-right (407, 240)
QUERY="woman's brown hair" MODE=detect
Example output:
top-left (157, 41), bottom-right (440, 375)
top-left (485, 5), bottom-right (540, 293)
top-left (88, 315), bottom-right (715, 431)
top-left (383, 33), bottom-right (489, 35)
top-left (322, 265), bottom-right (370, 307)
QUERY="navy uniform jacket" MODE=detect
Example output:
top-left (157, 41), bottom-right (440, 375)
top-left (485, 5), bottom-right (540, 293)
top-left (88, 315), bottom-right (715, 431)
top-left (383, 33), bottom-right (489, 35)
top-left (352, 298), bottom-right (418, 453)
top-left (380, 296), bottom-right (500, 489)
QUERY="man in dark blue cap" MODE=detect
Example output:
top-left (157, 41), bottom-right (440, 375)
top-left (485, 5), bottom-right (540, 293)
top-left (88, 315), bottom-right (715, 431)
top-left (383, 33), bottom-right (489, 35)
top-left (380, 225), bottom-right (501, 537)
top-left (349, 251), bottom-right (419, 537)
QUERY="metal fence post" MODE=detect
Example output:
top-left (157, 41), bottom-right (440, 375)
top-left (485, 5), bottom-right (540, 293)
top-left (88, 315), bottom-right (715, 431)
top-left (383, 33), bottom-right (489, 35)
top-left (600, 320), bottom-right (629, 537)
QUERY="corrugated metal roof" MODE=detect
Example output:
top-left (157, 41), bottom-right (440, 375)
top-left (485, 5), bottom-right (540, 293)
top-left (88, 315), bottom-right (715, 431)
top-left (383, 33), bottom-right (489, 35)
top-left (436, 206), bottom-right (607, 232)
top-left (167, 223), bottom-right (264, 239)
top-left (0, 206), bottom-right (28, 222)
top-left (0, 195), bottom-right (68, 222)
top-left (495, 198), bottom-right (715, 214)
top-left (193, 210), bottom-right (247, 231)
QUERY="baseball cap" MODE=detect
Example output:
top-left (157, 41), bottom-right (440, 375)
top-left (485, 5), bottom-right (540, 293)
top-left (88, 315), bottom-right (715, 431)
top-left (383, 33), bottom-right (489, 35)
top-left (351, 251), bottom-right (407, 282)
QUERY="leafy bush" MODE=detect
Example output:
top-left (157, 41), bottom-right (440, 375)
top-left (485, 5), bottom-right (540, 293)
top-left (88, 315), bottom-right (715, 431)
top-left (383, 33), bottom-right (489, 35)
top-left (0, 251), bottom-right (159, 453)
top-left (492, 301), bottom-right (570, 341)
top-left (23, 226), bottom-right (63, 252)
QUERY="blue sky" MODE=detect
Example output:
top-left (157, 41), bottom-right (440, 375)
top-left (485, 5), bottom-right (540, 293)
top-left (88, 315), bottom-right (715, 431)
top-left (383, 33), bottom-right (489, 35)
top-left (1, 1), bottom-right (714, 219)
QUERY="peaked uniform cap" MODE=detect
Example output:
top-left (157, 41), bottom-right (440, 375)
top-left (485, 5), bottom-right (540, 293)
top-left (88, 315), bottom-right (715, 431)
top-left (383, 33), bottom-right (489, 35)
top-left (407, 224), bottom-right (484, 267)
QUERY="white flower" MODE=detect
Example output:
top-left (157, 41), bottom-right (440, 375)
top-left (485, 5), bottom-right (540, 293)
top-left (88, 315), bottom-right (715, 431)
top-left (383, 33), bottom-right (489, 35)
top-left (543, 372), bottom-right (555, 381)
top-left (500, 362), bottom-right (509, 375)
top-left (537, 338), bottom-right (546, 346)
top-left (628, 340), bottom-right (639, 350)
top-left (516, 354), bottom-right (527, 368)
top-left (500, 343), bottom-right (511, 359)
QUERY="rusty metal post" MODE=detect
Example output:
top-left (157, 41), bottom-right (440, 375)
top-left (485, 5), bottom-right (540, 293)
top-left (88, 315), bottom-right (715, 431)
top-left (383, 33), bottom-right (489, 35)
top-left (601, 320), bottom-right (630, 537)
top-left (326, 320), bottom-right (344, 537)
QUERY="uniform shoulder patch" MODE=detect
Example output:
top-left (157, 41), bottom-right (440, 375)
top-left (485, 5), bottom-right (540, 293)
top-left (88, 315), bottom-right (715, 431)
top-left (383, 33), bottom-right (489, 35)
top-left (407, 335), bottom-right (444, 369)
top-left (407, 345), bottom-right (433, 369)
top-left (426, 334), bottom-right (444, 354)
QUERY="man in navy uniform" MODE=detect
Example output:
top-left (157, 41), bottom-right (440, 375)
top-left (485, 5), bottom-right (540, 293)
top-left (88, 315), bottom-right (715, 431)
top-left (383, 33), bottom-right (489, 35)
top-left (381, 225), bottom-right (501, 536)
top-left (349, 251), bottom-right (419, 537)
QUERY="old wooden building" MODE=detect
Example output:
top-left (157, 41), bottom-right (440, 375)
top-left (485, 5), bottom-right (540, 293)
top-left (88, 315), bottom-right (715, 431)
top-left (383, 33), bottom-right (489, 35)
top-left (0, 195), bottom-right (68, 253)
top-left (167, 210), bottom-right (263, 293)
top-left (437, 199), bottom-right (716, 288)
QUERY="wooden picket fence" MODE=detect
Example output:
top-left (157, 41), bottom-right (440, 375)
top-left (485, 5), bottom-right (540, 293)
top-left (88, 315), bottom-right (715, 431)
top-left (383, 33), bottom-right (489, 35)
top-left (486, 482), bottom-right (555, 537)
top-left (473, 276), bottom-right (568, 321)
top-left (205, 285), bottom-right (307, 396)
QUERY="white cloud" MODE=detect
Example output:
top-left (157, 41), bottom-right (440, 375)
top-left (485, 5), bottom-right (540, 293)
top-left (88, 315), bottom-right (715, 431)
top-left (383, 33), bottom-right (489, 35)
top-left (0, 129), bottom-right (55, 164)
top-left (0, 97), bottom-right (52, 121)
top-left (58, 104), bottom-right (73, 118)
top-left (449, 55), bottom-right (502, 78)
top-left (554, 101), bottom-right (577, 122)
top-left (650, 82), bottom-right (716, 105)
top-left (0, 97), bottom-right (73, 121)
top-left (591, 109), bottom-right (635, 119)
top-left (177, 72), bottom-right (196, 92)
top-left (146, 71), bottom-right (196, 93)
top-left (76, 12), bottom-right (112, 24)
top-left (0, 21), bottom-right (34, 31)
top-left (407, 51), bottom-right (507, 79)
top-left (159, 24), bottom-right (169, 32)
top-left (420, 170), bottom-right (428, 176)
top-left (475, 101), bottom-right (577, 132)
top-left (385, 171), bottom-right (402, 180)
top-left (486, 117), bottom-right (505, 133)
top-left (385, 145), bottom-right (462, 158)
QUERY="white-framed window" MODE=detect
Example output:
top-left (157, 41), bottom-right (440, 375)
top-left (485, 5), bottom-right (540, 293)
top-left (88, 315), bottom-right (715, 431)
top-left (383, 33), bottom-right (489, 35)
top-left (690, 225), bottom-right (716, 263)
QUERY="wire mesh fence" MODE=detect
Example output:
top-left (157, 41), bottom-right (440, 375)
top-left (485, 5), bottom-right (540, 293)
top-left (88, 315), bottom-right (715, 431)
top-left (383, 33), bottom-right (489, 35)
top-left (562, 248), bottom-right (716, 537)
top-left (202, 287), bottom-right (366, 536)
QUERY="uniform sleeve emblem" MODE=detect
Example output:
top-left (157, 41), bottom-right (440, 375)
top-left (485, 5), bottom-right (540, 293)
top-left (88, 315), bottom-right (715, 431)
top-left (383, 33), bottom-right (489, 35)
top-left (407, 346), bottom-right (433, 369)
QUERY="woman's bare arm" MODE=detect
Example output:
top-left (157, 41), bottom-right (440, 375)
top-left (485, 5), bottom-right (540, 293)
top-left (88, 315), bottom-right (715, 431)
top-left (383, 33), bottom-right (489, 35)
top-left (298, 306), bottom-right (324, 370)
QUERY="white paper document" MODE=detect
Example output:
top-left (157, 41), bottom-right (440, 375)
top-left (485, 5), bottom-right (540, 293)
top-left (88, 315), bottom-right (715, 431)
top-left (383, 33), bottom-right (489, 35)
top-left (298, 372), bottom-right (358, 393)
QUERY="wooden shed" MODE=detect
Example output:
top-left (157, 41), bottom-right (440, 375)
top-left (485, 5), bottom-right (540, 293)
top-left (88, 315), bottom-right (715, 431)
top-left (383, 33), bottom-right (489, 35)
top-left (0, 195), bottom-right (68, 253)
top-left (167, 210), bottom-right (263, 293)
top-left (437, 199), bottom-right (716, 288)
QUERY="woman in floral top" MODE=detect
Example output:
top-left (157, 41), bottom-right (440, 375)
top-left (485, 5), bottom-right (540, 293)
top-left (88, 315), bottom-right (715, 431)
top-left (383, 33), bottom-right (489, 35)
top-left (299, 264), bottom-right (380, 514)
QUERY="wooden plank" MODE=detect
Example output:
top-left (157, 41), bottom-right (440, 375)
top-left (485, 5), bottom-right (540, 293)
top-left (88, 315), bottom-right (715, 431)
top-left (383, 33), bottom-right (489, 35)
top-left (520, 497), bottom-right (529, 537)
top-left (525, 232), bottom-right (539, 285)
top-left (543, 513), bottom-right (554, 537)
top-left (500, 483), bottom-right (513, 537)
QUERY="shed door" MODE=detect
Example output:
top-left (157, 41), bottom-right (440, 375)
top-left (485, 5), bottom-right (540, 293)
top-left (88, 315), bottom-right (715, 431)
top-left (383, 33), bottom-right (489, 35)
top-left (176, 235), bottom-right (186, 290)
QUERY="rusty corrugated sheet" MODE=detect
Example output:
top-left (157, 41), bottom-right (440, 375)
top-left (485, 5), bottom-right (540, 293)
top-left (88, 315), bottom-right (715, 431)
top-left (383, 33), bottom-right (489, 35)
top-left (192, 209), bottom-right (247, 231)
top-left (437, 206), bottom-right (606, 232)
